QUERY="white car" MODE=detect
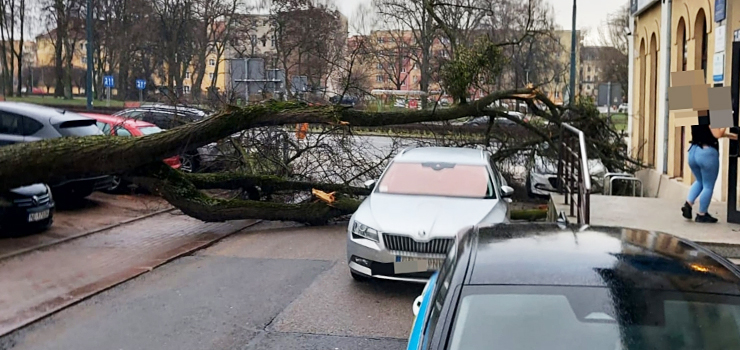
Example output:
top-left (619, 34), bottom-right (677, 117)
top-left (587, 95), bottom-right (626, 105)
top-left (526, 143), bottom-right (607, 198)
top-left (346, 146), bottom-right (514, 283)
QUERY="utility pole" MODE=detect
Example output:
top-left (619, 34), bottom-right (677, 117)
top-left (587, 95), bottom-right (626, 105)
top-left (85, 0), bottom-right (93, 110)
top-left (607, 81), bottom-right (612, 122)
top-left (568, 0), bottom-right (577, 106)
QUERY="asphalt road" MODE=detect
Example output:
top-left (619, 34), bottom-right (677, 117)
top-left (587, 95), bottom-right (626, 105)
top-left (0, 222), bottom-right (422, 350)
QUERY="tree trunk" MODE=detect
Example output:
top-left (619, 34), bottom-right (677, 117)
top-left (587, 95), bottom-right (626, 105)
top-left (54, 0), bottom-right (66, 98)
top-left (0, 88), bottom-right (535, 192)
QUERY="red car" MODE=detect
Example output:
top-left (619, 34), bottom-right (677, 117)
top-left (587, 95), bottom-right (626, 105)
top-left (81, 113), bottom-right (181, 191)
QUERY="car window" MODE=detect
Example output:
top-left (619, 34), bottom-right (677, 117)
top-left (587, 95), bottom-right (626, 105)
top-left (138, 126), bottom-right (162, 135)
top-left (0, 112), bottom-right (22, 135)
top-left (22, 117), bottom-right (44, 136)
top-left (96, 121), bottom-right (112, 134)
top-left (117, 110), bottom-right (144, 118)
top-left (376, 162), bottom-right (495, 199)
top-left (55, 119), bottom-right (103, 137)
top-left (447, 285), bottom-right (740, 350)
top-left (114, 127), bottom-right (133, 137)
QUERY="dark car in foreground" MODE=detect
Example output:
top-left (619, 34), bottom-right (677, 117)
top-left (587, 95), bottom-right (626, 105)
top-left (0, 183), bottom-right (55, 234)
top-left (408, 223), bottom-right (740, 350)
top-left (0, 102), bottom-right (115, 202)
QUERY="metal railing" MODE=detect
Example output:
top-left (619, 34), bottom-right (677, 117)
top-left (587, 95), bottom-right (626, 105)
top-left (557, 123), bottom-right (591, 224)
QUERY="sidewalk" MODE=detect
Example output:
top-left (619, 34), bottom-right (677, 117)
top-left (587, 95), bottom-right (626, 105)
top-left (550, 194), bottom-right (740, 259)
top-left (0, 211), bottom-right (257, 337)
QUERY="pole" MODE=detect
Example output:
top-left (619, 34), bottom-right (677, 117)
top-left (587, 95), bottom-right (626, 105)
top-left (568, 0), bottom-right (577, 106)
top-left (85, 0), bottom-right (93, 110)
top-left (661, 0), bottom-right (672, 174)
top-left (139, 89), bottom-right (142, 104)
top-left (607, 82), bottom-right (612, 122)
top-left (106, 86), bottom-right (110, 107)
top-left (627, 14), bottom-right (635, 155)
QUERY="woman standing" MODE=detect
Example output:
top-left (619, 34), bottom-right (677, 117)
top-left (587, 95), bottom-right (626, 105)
top-left (681, 122), bottom-right (738, 223)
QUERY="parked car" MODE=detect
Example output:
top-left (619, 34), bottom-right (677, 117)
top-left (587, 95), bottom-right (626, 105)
top-left (81, 113), bottom-right (182, 192)
top-left (618, 103), bottom-right (629, 113)
top-left (0, 183), bottom-right (55, 234)
top-left (346, 146), bottom-right (514, 283)
top-left (526, 142), bottom-right (607, 198)
top-left (112, 104), bottom-right (213, 172)
top-left (408, 223), bottom-right (740, 350)
top-left (463, 111), bottom-right (527, 127)
top-left (0, 102), bottom-right (116, 202)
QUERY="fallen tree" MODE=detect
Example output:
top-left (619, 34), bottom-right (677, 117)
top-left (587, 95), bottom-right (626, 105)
top-left (0, 87), bottom-right (638, 225)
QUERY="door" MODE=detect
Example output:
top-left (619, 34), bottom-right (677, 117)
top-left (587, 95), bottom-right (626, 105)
top-left (728, 37), bottom-right (740, 224)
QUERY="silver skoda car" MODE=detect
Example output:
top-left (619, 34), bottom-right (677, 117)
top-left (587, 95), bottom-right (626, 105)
top-left (347, 146), bottom-right (514, 283)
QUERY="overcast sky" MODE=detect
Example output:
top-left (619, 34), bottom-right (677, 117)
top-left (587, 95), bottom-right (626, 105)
top-left (336, 0), bottom-right (628, 44)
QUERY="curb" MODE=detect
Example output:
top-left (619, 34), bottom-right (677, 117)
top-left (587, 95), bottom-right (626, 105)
top-left (0, 207), bottom-right (178, 261)
top-left (0, 219), bottom-right (262, 338)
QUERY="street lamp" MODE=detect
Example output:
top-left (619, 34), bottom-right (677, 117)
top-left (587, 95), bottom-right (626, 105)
top-left (568, 0), bottom-right (577, 107)
top-left (86, 0), bottom-right (93, 110)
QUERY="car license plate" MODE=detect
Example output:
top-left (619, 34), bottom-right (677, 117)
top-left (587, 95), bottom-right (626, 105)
top-left (28, 210), bottom-right (50, 222)
top-left (394, 256), bottom-right (444, 274)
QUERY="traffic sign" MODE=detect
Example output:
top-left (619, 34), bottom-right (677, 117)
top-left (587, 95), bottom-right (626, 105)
top-left (104, 75), bottom-right (115, 88)
top-left (136, 79), bottom-right (146, 90)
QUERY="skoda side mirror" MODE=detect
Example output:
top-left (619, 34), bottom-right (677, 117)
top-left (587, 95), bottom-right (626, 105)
top-left (501, 186), bottom-right (515, 198)
top-left (364, 179), bottom-right (377, 189)
top-left (413, 295), bottom-right (423, 316)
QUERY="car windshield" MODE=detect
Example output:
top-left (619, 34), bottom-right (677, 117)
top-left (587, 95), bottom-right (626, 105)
top-left (448, 285), bottom-right (740, 350)
top-left (376, 161), bottom-right (494, 198)
top-left (138, 126), bottom-right (162, 135)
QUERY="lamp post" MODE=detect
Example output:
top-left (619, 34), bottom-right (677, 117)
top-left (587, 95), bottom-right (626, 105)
top-left (568, 0), bottom-right (577, 106)
top-left (85, 0), bottom-right (93, 110)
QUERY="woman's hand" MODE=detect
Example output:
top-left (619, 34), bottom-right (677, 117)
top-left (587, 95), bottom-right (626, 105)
top-left (728, 132), bottom-right (739, 140)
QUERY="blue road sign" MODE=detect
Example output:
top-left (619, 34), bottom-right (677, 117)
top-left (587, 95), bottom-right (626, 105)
top-left (136, 79), bottom-right (146, 90)
top-left (104, 75), bottom-right (115, 88)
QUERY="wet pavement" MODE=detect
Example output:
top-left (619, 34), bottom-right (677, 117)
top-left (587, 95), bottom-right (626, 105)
top-left (0, 222), bottom-right (419, 350)
top-left (0, 210), bottom-right (256, 337)
top-left (0, 192), bottom-right (171, 259)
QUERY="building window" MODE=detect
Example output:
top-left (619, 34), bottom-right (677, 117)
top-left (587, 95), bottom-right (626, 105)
top-left (80, 56), bottom-right (86, 65)
top-left (209, 59), bottom-right (216, 66)
top-left (377, 63), bottom-right (383, 70)
top-left (377, 37), bottom-right (384, 44)
top-left (185, 71), bottom-right (190, 79)
top-left (209, 73), bottom-right (214, 80)
top-left (413, 76), bottom-right (418, 83)
top-left (251, 34), bottom-right (257, 45)
top-left (183, 86), bottom-right (191, 94)
top-left (376, 75), bottom-right (383, 82)
top-left (587, 75), bottom-right (591, 82)
top-left (271, 36), bottom-right (276, 47)
top-left (587, 66), bottom-right (591, 72)
top-left (402, 65), bottom-right (406, 73)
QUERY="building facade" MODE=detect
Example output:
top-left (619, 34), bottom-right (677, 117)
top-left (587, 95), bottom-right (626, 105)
top-left (629, 0), bottom-right (737, 202)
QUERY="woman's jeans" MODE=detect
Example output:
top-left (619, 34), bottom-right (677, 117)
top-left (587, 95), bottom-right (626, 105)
top-left (687, 144), bottom-right (720, 213)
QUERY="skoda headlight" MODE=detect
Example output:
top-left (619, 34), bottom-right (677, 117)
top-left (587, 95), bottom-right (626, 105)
top-left (352, 221), bottom-right (379, 242)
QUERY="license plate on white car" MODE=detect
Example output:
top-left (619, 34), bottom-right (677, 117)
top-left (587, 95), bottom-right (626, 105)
top-left (28, 210), bottom-right (50, 222)
top-left (394, 256), bottom-right (444, 274)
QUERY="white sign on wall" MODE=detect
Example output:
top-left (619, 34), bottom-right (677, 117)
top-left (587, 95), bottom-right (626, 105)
top-left (715, 25), bottom-right (726, 53)
top-left (713, 53), bottom-right (725, 82)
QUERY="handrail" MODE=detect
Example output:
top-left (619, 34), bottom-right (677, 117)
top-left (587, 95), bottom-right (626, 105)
top-left (561, 123), bottom-right (591, 191)
top-left (557, 123), bottom-right (591, 225)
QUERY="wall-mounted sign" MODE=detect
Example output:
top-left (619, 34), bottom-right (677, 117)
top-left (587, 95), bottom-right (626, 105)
top-left (713, 53), bottom-right (725, 82)
top-left (715, 25), bottom-right (726, 53)
top-left (716, 0), bottom-right (726, 22)
top-left (631, 0), bottom-right (659, 16)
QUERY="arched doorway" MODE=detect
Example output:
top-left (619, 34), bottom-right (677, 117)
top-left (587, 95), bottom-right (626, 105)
top-left (695, 10), bottom-right (708, 77)
top-left (638, 39), bottom-right (646, 162)
top-left (674, 18), bottom-right (688, 177)
top-left (648, 33), bottom-right (658, 166)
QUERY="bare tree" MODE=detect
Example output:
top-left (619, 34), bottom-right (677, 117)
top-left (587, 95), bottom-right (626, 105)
top-left (597, 4), bottom-right (629, 95)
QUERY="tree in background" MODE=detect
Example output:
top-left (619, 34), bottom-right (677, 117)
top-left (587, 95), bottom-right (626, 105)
top-left (597, 4), bottom-right (629, 96)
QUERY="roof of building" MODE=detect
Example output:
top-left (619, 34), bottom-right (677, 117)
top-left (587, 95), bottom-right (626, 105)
top-left (467, 223), bottom-right (740, 295)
